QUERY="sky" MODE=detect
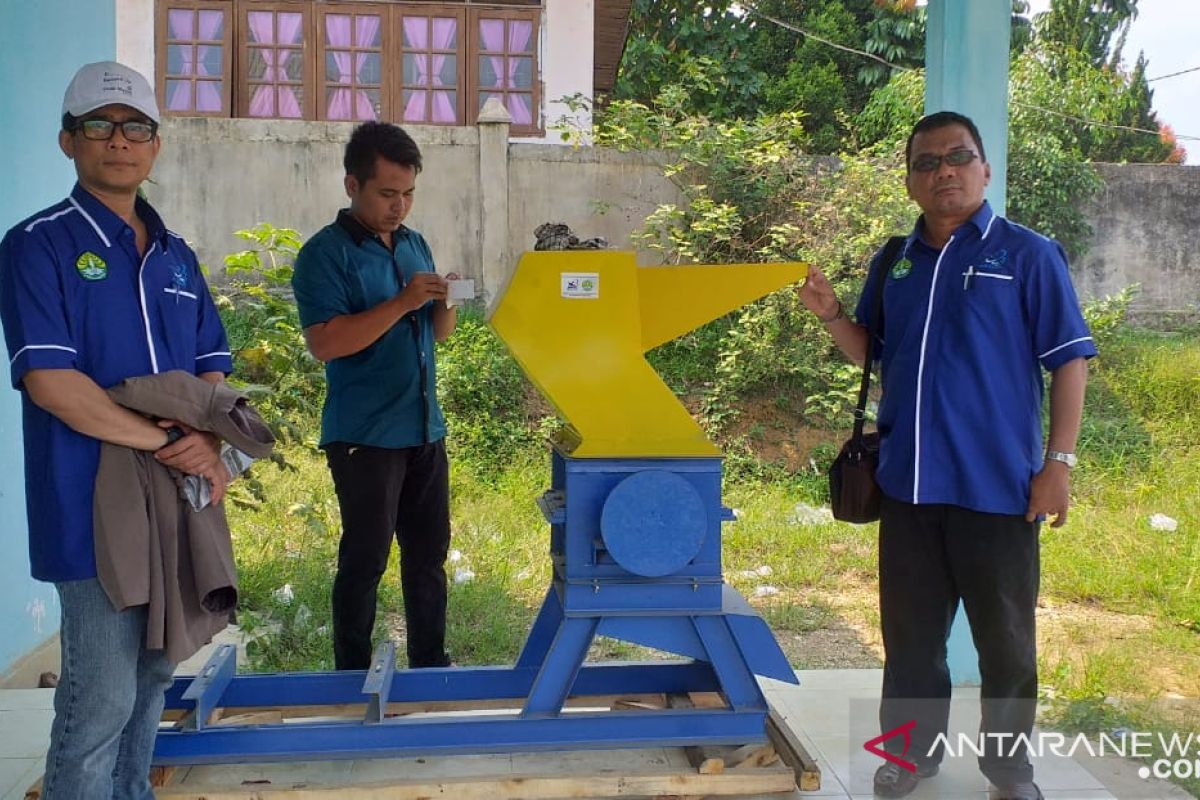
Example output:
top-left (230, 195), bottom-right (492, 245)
top-left (1026, 0), bottom-right (1200, 160)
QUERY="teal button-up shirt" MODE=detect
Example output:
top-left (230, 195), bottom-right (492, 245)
top-left (292, 211), bottom-right (446, 449)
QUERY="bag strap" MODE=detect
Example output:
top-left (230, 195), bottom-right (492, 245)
top-left (851, 235), bottom-right (907, 444)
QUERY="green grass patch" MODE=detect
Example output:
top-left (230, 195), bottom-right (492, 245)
top-left (219, 276), bottom-right (1198, 792)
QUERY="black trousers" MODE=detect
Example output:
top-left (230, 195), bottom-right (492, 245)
top-left (325, 440), bottom-right (451, 670)
top-left (878, 493), bottom-right (1039, 786)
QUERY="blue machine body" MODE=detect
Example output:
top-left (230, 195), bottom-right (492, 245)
top-left (153, 453), bottom-right (798, 765)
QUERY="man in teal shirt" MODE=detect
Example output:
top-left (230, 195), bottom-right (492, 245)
top-left (292, 122), bottom-right (458, 669)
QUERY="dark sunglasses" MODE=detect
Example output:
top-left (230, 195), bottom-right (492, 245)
top-left (910, 149), bottom-right (978, 173)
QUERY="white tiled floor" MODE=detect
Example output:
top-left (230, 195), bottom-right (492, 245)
top-left (0, 666), bottom-right (1192, 799)
top-left (0, 690), bottom-right (53, 800)
top-left (762, 670), bottom-right (1193, 799)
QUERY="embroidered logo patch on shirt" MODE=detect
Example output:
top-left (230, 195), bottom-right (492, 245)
top-left (982, 250), bottom-right (1008, 270)
top-left (890, 258), bottom-right (913, 280)
top-left (170, 262), bottom-right (189, 291)
top-left (75, 251), bottom-right (108, 281)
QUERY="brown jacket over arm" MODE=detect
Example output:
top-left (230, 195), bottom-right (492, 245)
top-left (94, 370), bottom-right (275, 663)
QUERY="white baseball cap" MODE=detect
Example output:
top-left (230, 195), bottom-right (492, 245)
top-left (62, 61), bottom-right (160, 124)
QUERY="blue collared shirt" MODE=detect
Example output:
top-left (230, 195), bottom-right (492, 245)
top-left (291, 212), bottom-right (446, 449)
top-left (0, 184), bottom-right (233, 581)
top-left (854, 202), bottom-right (1097, 515)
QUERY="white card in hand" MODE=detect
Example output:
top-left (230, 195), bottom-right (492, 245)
top-left (447, 279), bottom-right (475, 306)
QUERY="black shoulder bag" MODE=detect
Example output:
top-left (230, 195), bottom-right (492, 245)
top-left (828, 236), bottom-right (906, 524)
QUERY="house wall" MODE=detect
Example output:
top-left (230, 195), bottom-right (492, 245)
top-left (116, 0), bottom-right (156, 84)
top-left (115, 0), bottom-right (593, 145)
top-left (528, 0), bottom-right (594, 144)
top-left (0, 0), bottom-right (120, 681)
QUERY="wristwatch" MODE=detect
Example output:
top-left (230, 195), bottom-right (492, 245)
top-left (1045, 450), bottom-right (1077, 468)
top-left (159, 425), bottom-right (186, 450)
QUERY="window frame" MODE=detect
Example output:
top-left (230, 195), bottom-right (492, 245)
top-left (236, 1), bottom-right (314, 119)
top-left (156, 0), bottom-right (235, 117)
top-left (468, 6), bottom-right (540, 135)
top-left (393, 5), bottom-right (468, 128)
top-left (314, 3), bottom-right (392, 123)
top-left (155, 0), bottom-right (542, 134)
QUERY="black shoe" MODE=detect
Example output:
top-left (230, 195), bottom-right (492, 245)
top-left (989, 781), bottom-right (1043, 800)
top-left (873, 761), bottom-right (939, 798)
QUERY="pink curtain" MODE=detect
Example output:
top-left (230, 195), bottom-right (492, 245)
top-left (479, 19), bottom-right (505, 91)
top-left (506, 21), bottom-right (532, 125)
top-left (167, 9), bottom-right (223, 112)
top-left (479, 18), bottom-right (532, 126)
top-left (430, 18), bottom-right (457, 123)
top-left (167, 10), bottom-right (195, 111)
top-left (326, 15), bottom-right (378, 120)
top-left (402, 18), bottom-right (428, 122)
top-left (402, 17), bottom-right (457, 124)
top-left (193, 10), bottom-right (224, 112)
top-left (248, 12), bottom-right (303, 118)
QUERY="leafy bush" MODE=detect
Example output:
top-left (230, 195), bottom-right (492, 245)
top-left (436, 309), bottom-right (549, 479)
top-left (1082, 284), bottom-right (1137, 352)
top-left (214, 223), bottom-right (324, 446)
top-left (595, 90), bottom-right (913, 435)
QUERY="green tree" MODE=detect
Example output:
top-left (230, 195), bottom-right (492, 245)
top-left (854, 57), bottom-right (1105, 258)
top-left (751, 0), bottom-right (880, 152)
top-left (1011, 42), bottom-right (1174, 164)
top-left (857, 2), bottom-right (925, 88)
top-left (613, 1), bottom-right (766, 120)
top-left (614, 0), bottom-right (931, 153)
top-left (1035, 0), bottom-right (1139, 70)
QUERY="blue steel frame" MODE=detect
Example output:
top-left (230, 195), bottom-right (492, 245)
top-left (154, 454), bottom-right (798, 765)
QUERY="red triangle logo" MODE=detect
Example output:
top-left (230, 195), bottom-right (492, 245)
top-left (863, 720), bottom-right (918, 773)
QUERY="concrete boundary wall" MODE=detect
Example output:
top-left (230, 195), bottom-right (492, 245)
top-left (1074, 163), bottom-right (1200, 324)
top-left (147, 117), bottom-right (682, 305)
top-left (147, 119), bottom-right (1199, 320)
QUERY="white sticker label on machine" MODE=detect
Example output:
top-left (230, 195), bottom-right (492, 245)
top-left (561, 273), bottom-right (600, 299)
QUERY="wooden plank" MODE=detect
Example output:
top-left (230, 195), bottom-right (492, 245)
top-left (155, 765), bottom-right (797, 799)
top-left (767, 705), bottom-right (821, 792)
top-left (212, 710), bottom-right (285, 727)
top-left (667, 693), bottom-right (737, 774)
top-left (151, 766), bottom-right (178, 787)
top-left (688, 691), bottom-right (728, 709)
top-left (728, 742), bottom-right (779, 770)
top-left (165, 693), bottom-right (670, 723)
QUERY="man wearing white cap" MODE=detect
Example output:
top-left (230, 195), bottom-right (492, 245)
top-left (0, 62), bottom-right (233, 798)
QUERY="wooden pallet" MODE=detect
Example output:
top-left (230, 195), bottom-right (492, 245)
top-left (24, 693), bottom-right (817, 799)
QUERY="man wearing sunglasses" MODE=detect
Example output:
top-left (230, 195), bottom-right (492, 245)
top-left (0, 62), bottom-right (232, 798)
top-left (799, 112), bottom-right (1094, 800)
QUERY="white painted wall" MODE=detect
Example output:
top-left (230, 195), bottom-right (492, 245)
top-left (116, 0), bottom-right (155, 84)
top-left (521, 0), bottom-right (594, 145)
top-left (113, 0), bottom-right (594, 145)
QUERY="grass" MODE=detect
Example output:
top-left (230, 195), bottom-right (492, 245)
top-left (224, 323), bottom-right (1200, 793)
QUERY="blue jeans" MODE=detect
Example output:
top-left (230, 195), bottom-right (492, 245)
top-left (42, 579), bottom-right (175, 800)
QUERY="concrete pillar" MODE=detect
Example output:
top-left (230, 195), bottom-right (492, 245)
top-left (924, 0), bottom-right (1012, 686)
top-left (477, 98), bottom-right (512, 306)
top-left (925, 0), bottom-right (1011, 214)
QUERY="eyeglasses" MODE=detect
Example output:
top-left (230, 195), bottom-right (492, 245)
top-left (74, 118), bottom-right (158, 143)
top-left (910, 149), bottom-right (978, 173)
